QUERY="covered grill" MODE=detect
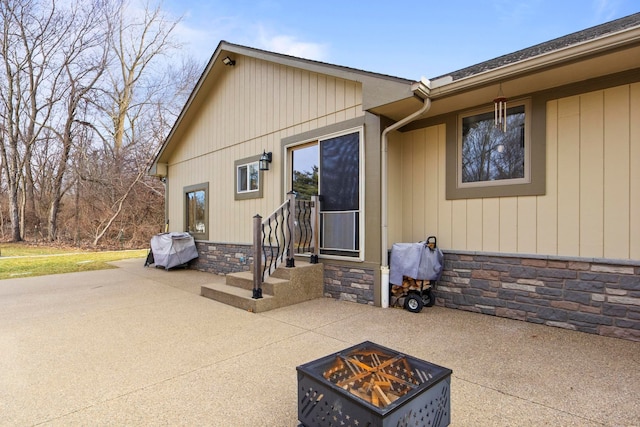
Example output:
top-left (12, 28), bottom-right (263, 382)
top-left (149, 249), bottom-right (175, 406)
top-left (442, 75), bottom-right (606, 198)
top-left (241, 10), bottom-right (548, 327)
top-left (146, 232), bottom-right (198, 270)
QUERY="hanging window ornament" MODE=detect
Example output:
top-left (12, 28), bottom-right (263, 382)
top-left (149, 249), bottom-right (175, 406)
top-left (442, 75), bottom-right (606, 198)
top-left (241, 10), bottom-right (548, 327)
top-left (494, 84), bottom-right (507, 132)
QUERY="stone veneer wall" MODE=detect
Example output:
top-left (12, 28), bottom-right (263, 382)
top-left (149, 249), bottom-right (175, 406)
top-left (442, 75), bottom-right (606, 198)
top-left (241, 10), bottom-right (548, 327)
top-left (323, 264), bottom-right (375, 305)
top-left (437, 251), bottom-right (640, 342)
top-left (191, 242), bottom-right (376, 304)
top-left (190, 241), bottom-right (253, 275)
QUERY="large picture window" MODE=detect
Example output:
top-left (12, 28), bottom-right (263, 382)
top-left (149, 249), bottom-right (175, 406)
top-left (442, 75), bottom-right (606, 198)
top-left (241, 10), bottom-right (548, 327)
top-left (459, 101), bottom-right (529, 188)
top-left (446, 97), bottom-right (545, 200)
top-left (184, 183), bottom-right (208, 240)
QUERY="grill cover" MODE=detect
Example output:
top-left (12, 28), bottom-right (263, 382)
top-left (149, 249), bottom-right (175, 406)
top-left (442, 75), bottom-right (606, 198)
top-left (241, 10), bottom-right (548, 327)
top-left (150, 232), bottom-right (198, 270)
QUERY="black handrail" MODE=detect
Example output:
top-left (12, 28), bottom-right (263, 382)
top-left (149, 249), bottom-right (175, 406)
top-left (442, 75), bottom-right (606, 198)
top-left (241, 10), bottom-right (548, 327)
top-left (295, 199), bottom-right (313, 254)
top-left (261, 199), bottom-right (290, 280)
top-left (252, 193), bottom-right (319, 299)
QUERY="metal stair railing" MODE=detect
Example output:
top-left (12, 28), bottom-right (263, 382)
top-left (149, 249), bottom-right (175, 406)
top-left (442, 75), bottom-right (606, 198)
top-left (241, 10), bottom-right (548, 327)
top-left (252, 192), bottom-right (319, 299)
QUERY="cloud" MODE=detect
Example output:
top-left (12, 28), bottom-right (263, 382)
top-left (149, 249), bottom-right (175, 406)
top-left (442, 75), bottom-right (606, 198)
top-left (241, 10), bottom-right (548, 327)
top-left (172, 19), bottom-right (227, 58)
top-left (154, 2), bottom-right (330, 64)
top-left (593, 0), bottom-right (622, 21)
top-left (255, 28), bottom-right (329, 61)
top-left (166, 20), bottom-right (330, 65)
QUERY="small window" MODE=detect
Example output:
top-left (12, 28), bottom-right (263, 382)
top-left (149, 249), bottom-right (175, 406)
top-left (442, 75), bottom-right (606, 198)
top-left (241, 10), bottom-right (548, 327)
top-left (184, 183), bottom-right (208, 240)
top-left (459, 101), bottom-right (529, 188)
top-left (237, 162), bottom-right (259, 193)
top-left (234, 155), bottom-right (264, 200)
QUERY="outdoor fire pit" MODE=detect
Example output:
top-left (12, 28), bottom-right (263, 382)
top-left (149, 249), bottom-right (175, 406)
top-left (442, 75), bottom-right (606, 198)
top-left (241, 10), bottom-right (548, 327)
top-left (297, 341), bottom-right (452, 427)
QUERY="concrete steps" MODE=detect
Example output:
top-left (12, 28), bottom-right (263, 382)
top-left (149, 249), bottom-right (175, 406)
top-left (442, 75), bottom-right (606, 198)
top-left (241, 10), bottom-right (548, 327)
top-left (200, 260), bottom-right (324, 313)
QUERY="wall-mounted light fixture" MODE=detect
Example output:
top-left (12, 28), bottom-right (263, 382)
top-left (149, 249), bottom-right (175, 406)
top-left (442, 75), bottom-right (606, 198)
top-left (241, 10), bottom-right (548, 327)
top-left (259, 150), bottom-right (272, 171)
top-left (222, 56), bottom-right (235, 66)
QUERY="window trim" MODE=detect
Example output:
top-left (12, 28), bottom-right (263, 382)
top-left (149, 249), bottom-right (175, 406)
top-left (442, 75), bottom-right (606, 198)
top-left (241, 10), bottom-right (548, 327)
top-left (184, 182), bottom-right (209, 240)
top-left (234, 155), bottom-right (264, 200)
top-left (446, 95), bottom-right (546, 200)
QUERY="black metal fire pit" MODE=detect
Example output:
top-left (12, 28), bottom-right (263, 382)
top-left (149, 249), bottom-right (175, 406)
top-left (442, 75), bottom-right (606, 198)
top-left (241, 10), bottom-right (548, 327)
top-left (297, 341), bottom-right (452, 427)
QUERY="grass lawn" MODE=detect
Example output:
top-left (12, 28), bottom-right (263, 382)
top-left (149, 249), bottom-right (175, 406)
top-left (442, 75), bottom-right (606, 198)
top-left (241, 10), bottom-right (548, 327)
top-left (0, 243), bottom-right (147, 280)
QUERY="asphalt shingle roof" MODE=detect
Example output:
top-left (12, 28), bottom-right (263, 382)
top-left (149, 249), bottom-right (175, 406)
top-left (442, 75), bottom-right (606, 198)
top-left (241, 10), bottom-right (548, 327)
top-left (433, 12), bottom-right (640, 82)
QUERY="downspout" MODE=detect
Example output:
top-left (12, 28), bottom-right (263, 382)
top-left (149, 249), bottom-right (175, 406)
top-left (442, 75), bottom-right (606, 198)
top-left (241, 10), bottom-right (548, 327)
top-left (161, 176), bottom-right (169, 232)
top-left (380, 78), bottom-right (431, 308)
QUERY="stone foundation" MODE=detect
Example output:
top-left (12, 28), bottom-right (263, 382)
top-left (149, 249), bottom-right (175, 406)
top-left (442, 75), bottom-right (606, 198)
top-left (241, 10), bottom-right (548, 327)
top-left (323, 264), bottom-right (375, 305)
top-left (438, 251), bottom-right (640, 342)
top-left (189, 242), bottom-right (640, 341)
top-left (191, 241), bottom-right (253, 275)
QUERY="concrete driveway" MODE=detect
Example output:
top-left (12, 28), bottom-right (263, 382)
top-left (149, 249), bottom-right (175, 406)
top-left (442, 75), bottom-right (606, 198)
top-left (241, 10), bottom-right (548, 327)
top-left (1, 258), bottom-right (638, 426)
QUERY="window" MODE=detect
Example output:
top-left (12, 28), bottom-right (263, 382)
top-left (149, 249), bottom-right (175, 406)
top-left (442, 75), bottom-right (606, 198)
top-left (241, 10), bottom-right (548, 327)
top-left (237, 161), bottom-right (259, 193)
top-left (234, 155), bottom-right (264, 200)
top-left (446, 97), bottom-right (545, 199)
top-left (184, 183), bottom-right (208, 240)
top-left (460, 103), bottom-right (527, 187)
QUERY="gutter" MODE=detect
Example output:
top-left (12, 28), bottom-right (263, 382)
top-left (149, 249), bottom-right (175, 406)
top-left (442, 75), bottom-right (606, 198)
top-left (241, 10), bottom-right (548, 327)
top-left (429, 25), bottom-right (640, 99)
top-left (380, 78), bottom-right (431, 308)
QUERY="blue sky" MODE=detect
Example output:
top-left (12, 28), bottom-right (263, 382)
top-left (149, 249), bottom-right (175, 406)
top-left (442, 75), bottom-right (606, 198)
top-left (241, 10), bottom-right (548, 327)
top-left (163, 0), bottom-right (638, 80)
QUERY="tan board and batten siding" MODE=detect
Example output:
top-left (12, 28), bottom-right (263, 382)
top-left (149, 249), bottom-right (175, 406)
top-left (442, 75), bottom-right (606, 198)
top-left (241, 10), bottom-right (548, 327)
top-left (166, 56), bottom-right (364, 243)
top-left (390, 82), bottom-right (640, 261)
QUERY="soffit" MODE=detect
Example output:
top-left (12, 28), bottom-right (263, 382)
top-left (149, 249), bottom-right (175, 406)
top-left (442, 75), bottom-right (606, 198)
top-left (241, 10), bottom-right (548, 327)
top-left (372, 36), bottom-right (640, 123)
top-left (426, 41), bottom-right (640, 118)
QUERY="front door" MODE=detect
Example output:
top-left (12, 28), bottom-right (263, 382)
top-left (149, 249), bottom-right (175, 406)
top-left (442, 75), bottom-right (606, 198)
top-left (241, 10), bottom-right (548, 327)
top-left (289, 130), bottom-right (361, 258)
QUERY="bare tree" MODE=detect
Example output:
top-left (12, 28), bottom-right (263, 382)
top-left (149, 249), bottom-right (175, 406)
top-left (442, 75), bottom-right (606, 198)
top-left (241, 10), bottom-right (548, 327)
top-left (86, 0), bottom-right (181, 245)
top-left (0, 0), bottom-right (65, 241)
top-left (104, 0), bottom-right (179, 157)
top-left (0, 0), bottom-right (200, 247)
top-left (44, 0), bottom-right (110, 241)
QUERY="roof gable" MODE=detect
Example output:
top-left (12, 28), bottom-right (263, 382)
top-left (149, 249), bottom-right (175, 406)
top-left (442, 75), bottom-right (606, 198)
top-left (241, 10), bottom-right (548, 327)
top-left (209, 41), bottom-right (417, 110)
top-left (149, 41), bottom-right (420, 171)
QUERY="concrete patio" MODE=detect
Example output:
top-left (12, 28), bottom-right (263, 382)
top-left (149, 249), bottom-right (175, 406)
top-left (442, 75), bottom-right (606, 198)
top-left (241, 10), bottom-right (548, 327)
top-left (1, 258), bottom-right (638, 426)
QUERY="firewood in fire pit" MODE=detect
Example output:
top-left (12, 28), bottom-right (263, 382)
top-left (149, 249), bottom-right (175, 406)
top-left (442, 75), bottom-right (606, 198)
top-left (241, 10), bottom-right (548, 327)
top-left (321, 348), bottom-right (421, 408)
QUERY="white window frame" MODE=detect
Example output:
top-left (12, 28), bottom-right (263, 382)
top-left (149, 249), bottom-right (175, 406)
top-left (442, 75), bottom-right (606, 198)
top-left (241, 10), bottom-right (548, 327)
top-left (236, 161), bottom-right (260, 194)
top-left (234, 155), bottom-right (265, 200)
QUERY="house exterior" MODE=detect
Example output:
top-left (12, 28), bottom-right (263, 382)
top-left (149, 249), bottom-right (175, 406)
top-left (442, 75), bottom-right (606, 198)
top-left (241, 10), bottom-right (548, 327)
top-left (151, 13), bottom-right (640, 341)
